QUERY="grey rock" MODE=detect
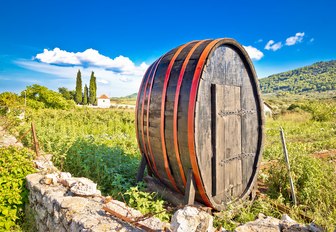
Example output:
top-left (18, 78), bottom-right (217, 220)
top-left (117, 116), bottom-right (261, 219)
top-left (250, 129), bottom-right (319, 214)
top-left (282, 224), bottom-right (310, 232)
top-left (60, 196), bottom-right (88, 212)
top-left (37, 221), bottom-right (47, 232)
top-left (171, 206), bottom-right (214, 232)
top-left (235, 216), bottom-right (281, 232)
top-left (308, 223), bottom-right (324, 232)
top-left (66, 177), bottom-right (99, 196)
top-left (36, 204), bottom-right (47, 221)
top-left (59, 172), bottom-right (71, 179)
top-left (79, 216), bottom-right (100, 229)
top-left (281, 214), bottom-right (297, 224)
top-left (258, 213), bottom-right (267, 219)
top-left (45, 173), bottom-right (58, 184)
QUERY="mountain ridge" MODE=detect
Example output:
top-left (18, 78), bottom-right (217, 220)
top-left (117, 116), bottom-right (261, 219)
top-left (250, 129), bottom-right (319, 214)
top-left (259, 60), bottom-right (336, 94)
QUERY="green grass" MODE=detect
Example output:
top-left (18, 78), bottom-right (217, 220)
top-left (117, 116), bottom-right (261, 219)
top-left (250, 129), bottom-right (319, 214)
top-left (259, 99), bottom-right (336, 231)
top-left (263, 111), bottom-right (336, 161)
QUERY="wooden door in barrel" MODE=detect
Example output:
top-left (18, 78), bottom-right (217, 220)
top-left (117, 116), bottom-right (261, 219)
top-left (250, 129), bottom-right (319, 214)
top-left (195, 41), bottom-right (263, 208)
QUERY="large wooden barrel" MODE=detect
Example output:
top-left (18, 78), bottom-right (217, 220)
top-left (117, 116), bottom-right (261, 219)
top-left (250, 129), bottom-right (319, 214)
top-left (135, 38), bottom-right (264, 210)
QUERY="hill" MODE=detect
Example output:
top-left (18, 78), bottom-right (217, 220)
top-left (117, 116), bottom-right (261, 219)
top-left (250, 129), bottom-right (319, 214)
top-left (259, 60), bottom-right (336, 94)
top-left (124, 93), bottom-right (137, 99)
top-left (110, 93), bottom-right (137, 105)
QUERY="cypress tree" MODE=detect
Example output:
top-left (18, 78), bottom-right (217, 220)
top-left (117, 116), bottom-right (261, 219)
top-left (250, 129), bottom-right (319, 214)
top-left (75, 70), bottom-right (82, 104)
top-left (83, 84), bottom-right (88, 105)
top-left (89, 71), bottom-right (97, 105)
top-left (93, 75), bottom-right (97, 105)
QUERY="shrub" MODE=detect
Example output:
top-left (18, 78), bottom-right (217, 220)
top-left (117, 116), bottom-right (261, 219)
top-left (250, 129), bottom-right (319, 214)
top-left (23, 84), bottom-right (75, 110)
top-left (62, 138), bottom-right (139, 197)
top-left (0, 92), bottom-right (24, 116)
top-left (302, 101), bottom-right (336, 122)
top-left (267, 153), bottom-right (336, 230)
top-left (125, 186), bottom-right (170, 222)
top-left (0, 147), bottom-right (36, 230)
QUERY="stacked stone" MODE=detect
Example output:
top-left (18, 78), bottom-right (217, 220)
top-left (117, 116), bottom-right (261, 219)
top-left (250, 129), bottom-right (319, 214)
top-left (26, 171), bottom-right (168, 232)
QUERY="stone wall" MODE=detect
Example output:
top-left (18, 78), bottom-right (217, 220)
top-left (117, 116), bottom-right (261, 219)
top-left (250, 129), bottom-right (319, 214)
top-left (26, 157), bottom-right (167, 232)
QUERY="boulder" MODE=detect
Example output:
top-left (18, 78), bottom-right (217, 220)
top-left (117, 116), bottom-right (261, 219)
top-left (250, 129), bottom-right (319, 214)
top-left (171, 206), bottom-right (215, 232)
top-left (69, 177), bottom-right (100, 196)
top-left (235, 216), bottom-right (281, 232)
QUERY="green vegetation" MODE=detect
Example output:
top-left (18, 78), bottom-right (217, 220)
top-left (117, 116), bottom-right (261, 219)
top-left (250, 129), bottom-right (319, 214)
top-left (125, 186), bottom-right (170, 221)
top-left (124, 93), bottom-right (137, 99)
top-left (0, 92), bottom-right (24, 108)
top-left (110, 93), bottom-right (137, 105)
top-left (262, 102), bottom-right (336, 229)
top-left (0, 147), bottom-right (36, 231)
top-left (0, 92), bottom-right (24, 115)
top-left (83, 84), bottom-right (88, 105)
top-left (75, 70), bottom-right (83, 104)
top-left (22, 84), bottom-right (75, 110)
top-left (89, 71), bottom-right (97, 105)
top-left (8, 107), bottom-right (170, 221)
top-left (58, 87), bottom-right (75, 101)
top-left (260, 60), bottom-right (336, 94)
top-left (214, 198), bottom-right (283, 230)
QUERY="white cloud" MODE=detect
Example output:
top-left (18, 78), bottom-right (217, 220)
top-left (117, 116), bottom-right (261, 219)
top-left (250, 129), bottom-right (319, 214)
top-left (13, 47), bottom-right (152, 97)
top-left (264, 40), bottom-right (283, 51)
top-left (34, 48), bottom-right (148, 76)
top-left (285, 32), bottom-right (305, 46)
top-left (243, 45), bottom-right (264, 60)
top-left (309, 38), bottom-right (315, 43)
top-left (97, 79), bottom-right (109, 84)
top-left (15, 59), bottom-right (147, 97)
top-left (255, 39), bottom-right (263, 43)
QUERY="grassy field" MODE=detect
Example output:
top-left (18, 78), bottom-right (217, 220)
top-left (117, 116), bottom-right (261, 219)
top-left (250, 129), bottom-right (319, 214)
top-left (110, 96), bottom-right (136, 105)
top-left (2, 96), bottom-right (336, 230)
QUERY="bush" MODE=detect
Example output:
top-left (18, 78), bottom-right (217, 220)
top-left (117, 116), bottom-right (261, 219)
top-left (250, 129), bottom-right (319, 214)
top-left (302, 101), bottom-right (336, 122)
top-left (125, 186), bottom-right (170, 222)
top-left (23, 84), bottom-right (75, 110)
top-left (0, 147), bottom-right (36, 230)
top-left (62, 138), bottom-right (139, 197)
top-left (0, 92), bottom-right (24, 116)
top-left (267, 153), bottom-right (336, 230)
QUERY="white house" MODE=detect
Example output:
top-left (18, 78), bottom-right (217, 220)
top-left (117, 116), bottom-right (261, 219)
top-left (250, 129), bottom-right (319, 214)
top-left (97, 94), bottom-right (111, 108)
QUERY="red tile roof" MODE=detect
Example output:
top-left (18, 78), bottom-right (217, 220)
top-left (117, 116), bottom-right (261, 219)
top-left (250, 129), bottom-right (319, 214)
top-left (98, 94), bottom-right (109, 99)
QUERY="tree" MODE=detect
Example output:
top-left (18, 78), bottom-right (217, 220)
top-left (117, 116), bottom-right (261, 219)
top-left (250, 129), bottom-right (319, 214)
top-left (89, 71), bottom-right (97, 105)
top-left (83, 84), bottom-right (88, 105)
top-left (58, 87), bottom-right (74, 100)
top-left (0, 92), bottom-right (24, 115)
top-left (23, 84), bottom-right (74, 109)
top-left (75, 70), bottom-right (82, 104)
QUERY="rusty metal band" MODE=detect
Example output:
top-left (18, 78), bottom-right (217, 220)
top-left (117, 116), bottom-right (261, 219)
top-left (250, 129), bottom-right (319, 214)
top-left (140, 59), bottom-right (160, 176)
top-left (145, 57), bottom-right (163, 178)
top-left (160, 43), bottom-right (192, 192)
top-left (135, 64), bottom-right (152, 158)
top-left (173, 40), bottom-right (205, 187)
top-left (187, 39), bottom-right (222, 207)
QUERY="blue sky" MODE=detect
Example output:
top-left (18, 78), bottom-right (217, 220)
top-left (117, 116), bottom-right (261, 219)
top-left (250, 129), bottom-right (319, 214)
top-left (0, 0), bottom-right (335, 97)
